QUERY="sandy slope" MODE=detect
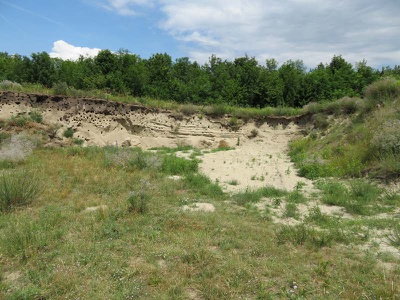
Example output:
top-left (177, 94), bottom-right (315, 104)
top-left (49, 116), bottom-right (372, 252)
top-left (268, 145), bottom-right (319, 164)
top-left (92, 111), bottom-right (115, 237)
top-left (0, 92), bottom-right (312, 193)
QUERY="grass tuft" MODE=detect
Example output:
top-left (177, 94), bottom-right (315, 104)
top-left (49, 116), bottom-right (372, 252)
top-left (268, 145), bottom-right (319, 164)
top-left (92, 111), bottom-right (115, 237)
top-left (0, 169), bottom-right (42, 212)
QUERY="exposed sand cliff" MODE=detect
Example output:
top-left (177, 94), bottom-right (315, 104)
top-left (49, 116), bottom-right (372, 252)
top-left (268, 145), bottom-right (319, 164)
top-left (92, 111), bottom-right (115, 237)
top-left (0, 91), bottom-right (313, 192)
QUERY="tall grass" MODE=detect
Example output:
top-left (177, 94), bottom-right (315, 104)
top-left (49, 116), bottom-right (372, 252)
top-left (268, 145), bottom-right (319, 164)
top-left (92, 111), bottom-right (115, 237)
top-left (0, 169), bottom-right (42, 212)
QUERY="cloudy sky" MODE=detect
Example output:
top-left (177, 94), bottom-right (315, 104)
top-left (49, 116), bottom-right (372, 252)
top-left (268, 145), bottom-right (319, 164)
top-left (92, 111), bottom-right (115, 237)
top-left (0, 0), bottom-right (399, 68)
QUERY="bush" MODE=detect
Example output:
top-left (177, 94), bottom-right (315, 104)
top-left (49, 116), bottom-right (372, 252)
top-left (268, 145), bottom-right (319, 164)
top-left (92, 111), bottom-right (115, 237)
top-left (337, 97), bottom-right (362, 114)
top-left (53, 82), bottom-right (69, 95)
top-left (9, 115), bottom-right (29, 127)
top-left (365, 78), bottom-right (400, 105)
top-left (63, 128), bottom-right (74, 138)
top-left (29, 110), bottom-right (43, 123)
top-left (0, 170), bottom-right (42, 212)
top-left (372, 120), bottom-right (400, 154)
top-left (127, 191), bottom-right (149, 214)
top-left (312, 113), bottom-right (329, 129)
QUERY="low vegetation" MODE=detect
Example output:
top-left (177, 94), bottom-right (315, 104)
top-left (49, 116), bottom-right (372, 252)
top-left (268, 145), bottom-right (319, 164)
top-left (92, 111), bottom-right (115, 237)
top-left (290, 78), bottom-right (400, 180)
top-left (0, 80), bottom-right (399, 299)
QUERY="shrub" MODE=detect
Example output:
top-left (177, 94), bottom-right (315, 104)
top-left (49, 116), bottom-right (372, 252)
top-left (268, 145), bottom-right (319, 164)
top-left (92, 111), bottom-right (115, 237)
top-left (127, 190), bottom-right (149, 214)
top-left (9, 115), bottom-right (29, 127)
top-left (312, 113), bottom-right (329, 129)
top-left (218, 140), bottom-right (230, 149)
top-left (0, 133), bottom-right (36, 163)
top-left (371, 120), bottom-right (400, 154)
top-left (365, 78), bottom-right (400, 105)
top-left (249, 129), bottom-right (258, 138)
top-left (337, 97), bottom-right (362, 114)
top-left (63, 128), bottom-right (74, 138)
top-left (0, 170), bottom-right (42, 212)
top-left (180, 104), bottom-right (197, 116)
top-left (29, 110), bottom-right (43, 123)
top-left (388, 224), bottom-right (400, 248)
top-left (53, 82), bottom-right (69, 95)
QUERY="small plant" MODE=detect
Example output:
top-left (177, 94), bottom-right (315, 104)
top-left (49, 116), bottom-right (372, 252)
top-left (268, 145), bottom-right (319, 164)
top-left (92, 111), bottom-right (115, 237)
top-left (228, 117), bottom-right (239, 130)
top-left (388, 224), bottom-right (400, 248)
top-left (228, 179), bottom-right (239, 186)
top-left (73, 138), bottom-right (84, 146)
top-left (283, 202), bottom-right (299, 219)
top-left (180, 104), bottom-right (197, 116)
top-left (127, 180), bottom-right (151, 214)
top-left (63, 128), bottom-right (74, 138)
top-left (0, 169), bottom-right (42, 212)
top-left (9, 115), bottom-right (29, 127)
top-left (218, 140), bottom-right (230, 149)
top-left (48, 124), bottom-right (62, 139)
top-left (29, 110), bottom-right (43, 123)
top-left (249, 129), bottom-right (258, 138)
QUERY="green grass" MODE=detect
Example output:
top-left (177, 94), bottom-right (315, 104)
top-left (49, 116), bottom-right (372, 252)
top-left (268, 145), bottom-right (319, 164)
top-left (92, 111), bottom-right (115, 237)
top-left (316, 179), bottom-right (383, 215)
top-left (0, 146), bottom-right (398, 299)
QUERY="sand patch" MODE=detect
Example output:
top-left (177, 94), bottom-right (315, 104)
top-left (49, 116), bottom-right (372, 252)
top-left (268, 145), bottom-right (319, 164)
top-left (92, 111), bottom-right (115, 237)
top-left (84, 205), bottom-right (108, 212)
top-left (182, 203), bottom-right (215, 212)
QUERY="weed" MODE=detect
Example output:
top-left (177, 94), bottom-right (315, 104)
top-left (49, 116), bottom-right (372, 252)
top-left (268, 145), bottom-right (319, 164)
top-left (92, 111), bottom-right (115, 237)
top-left (29, 110), bottom-right (43, 123)
top-left (228, 179), bottom-right (239, 186)
top-left (0, 169), bottom-right (42, 212)
top-left (218, 140), bottom-right (230, 149)
top-left (283, 202), bottom-right (299, 219)
top-left (317, 179), bottom-right (382, 215)
top-left (161, 155), bottom-right (198, 175)
top-left (388, 224), bottom-right (400, 248)
top-left (63, 128), bottom-right (74, 138)
top-left (180, 104), bottom-right (197, 116)
top-left (73, 138), bottom-right (84, 146)
top-left (9, 115), bottom-right (29, 127)
top-left (305, 206), bottom-right (332, 226)
top-left (275, 224), bottom-right (312, 246)
top-left (249, 129), bottom-right (259, 138)
top-left (183, 173), bottom-right (223, 198)
top-left (127, 180), bottom-right (151, 214)
top-left (228, 117), bottom-right (240, 130)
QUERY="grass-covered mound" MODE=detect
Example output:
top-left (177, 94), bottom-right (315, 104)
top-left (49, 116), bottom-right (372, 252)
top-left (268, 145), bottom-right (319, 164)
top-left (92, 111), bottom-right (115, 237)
top-left (289, 78), bottom-right (400, 179)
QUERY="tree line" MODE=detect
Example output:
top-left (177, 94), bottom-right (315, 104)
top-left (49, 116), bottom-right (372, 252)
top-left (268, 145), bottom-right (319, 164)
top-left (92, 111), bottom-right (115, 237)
top-left (0, 50), bottom-right (399, 108)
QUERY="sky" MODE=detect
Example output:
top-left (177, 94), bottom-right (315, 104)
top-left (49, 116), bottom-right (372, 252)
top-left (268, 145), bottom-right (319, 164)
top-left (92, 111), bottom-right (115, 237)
top-left (0, 0), bottom-right (399, 68)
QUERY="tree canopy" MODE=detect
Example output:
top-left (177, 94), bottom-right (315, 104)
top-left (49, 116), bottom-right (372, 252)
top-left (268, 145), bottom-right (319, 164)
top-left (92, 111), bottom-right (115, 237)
top-left (1, 50), bottom-right (397, 108)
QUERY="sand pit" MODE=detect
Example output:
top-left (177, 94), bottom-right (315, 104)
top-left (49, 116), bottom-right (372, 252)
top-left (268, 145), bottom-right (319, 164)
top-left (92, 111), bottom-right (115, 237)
top-left (0, 91), bottom-right (312, 193)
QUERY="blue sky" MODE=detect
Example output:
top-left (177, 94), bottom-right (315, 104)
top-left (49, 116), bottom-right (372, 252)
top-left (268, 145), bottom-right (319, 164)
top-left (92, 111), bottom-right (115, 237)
top-left (0, 0), bottom-right (399, 68)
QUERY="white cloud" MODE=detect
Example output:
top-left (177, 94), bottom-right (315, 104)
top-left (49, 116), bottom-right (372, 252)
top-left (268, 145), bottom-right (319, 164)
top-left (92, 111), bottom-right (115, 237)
top-left (100, 0), bottom-right (154, 16)
top-left (49, 40), bottom-right (101, 60)
top-left (157, 0), bottom-right (400, 67)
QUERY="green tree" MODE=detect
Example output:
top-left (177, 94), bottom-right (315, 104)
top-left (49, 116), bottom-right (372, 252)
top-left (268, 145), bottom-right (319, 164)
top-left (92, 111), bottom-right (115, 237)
top-left (279, 60), bottom-right (305, 107)
top-left (145, 53), bottom-right (173, 99)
